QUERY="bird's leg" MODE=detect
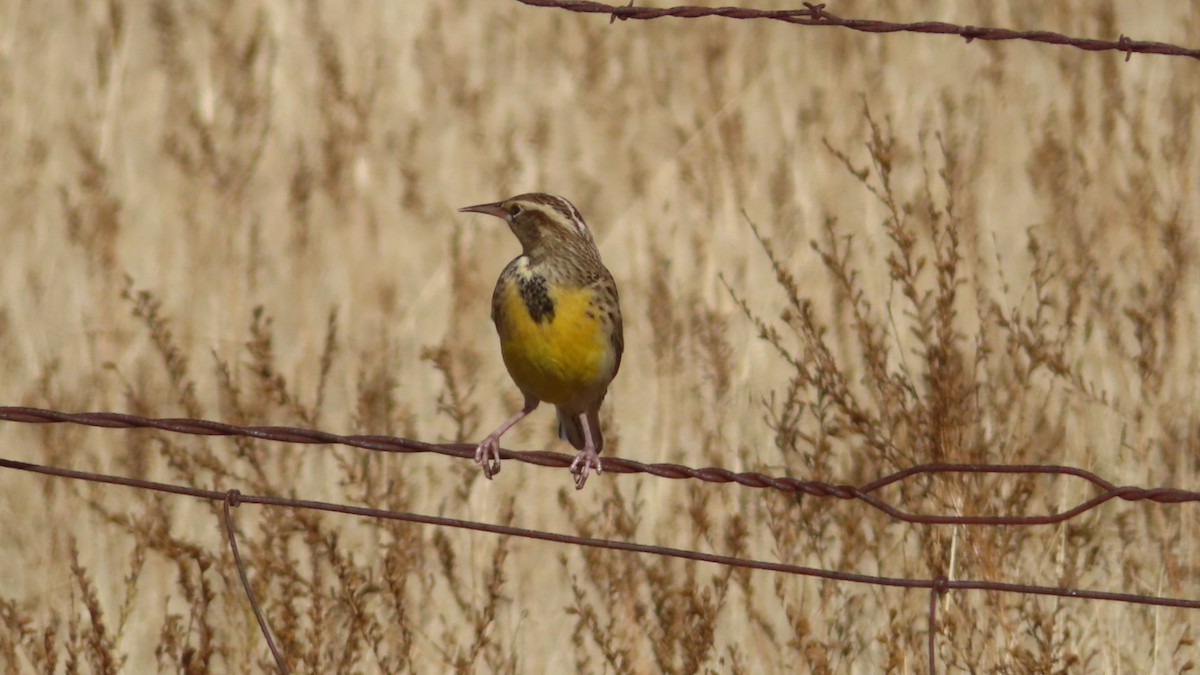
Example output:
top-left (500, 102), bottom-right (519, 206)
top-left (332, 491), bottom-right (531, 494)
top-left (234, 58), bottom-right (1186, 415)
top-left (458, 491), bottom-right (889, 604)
top-left (569, 412), bottom-right (602, 490)
top-left (477, 399), bottom-right (538, 479)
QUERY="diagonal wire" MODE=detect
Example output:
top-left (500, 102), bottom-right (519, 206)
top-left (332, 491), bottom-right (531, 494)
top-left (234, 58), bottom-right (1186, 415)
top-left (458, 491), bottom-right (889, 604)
top-left (514, 0), bottom-right (1200, 61)
top-left (2, 454), bottom-right (1198, 611)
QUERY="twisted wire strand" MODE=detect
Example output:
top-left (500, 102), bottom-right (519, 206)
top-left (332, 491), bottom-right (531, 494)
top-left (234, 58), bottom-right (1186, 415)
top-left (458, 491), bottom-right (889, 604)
top-left (2, 407), bottom-right (1196, 527)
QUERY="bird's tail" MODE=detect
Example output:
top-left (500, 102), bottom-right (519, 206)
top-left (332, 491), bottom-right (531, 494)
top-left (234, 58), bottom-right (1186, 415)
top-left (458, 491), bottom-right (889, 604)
top-left (557, 407), bottom-right (603, 452)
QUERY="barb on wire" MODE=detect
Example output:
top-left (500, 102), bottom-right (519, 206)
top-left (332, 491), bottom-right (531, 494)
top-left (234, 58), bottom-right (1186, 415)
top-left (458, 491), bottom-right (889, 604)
top-left (515, 0), bottom-right (1200, 61)
top-left (2, 406), bottom-right (1198, 527)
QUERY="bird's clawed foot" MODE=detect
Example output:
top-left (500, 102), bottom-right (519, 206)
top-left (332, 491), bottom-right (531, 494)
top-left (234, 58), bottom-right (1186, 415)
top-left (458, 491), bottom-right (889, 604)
top-left (475, 434), bottom-right (503, 479)
top-left (570, 448), bottom-right (602, 490)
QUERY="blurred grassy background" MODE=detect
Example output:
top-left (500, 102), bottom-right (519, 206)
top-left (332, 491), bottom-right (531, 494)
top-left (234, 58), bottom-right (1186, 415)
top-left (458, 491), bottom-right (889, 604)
top-left (1, 0), bottom-right (1198, 672)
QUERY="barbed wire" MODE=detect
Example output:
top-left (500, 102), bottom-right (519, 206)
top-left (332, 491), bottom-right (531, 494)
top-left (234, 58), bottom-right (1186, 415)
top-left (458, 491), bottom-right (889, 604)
top-left (2, 447), bottom-right (1199, 674)
top-left (4, 406), bottom-right (1200, 673)
top-left (2, 407), bottom-right (1197, 526)
top-left (516, 0), bottom-right (1200, 61)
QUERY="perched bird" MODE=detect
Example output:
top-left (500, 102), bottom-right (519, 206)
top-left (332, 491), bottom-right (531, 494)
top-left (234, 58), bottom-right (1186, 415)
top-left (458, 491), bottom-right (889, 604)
top-left (459, 193), bottom-right (623, 489)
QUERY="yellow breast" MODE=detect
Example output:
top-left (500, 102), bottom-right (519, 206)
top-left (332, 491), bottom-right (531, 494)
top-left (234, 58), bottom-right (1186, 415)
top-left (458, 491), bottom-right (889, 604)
top-left (496, 279), bottom-right (615, 408)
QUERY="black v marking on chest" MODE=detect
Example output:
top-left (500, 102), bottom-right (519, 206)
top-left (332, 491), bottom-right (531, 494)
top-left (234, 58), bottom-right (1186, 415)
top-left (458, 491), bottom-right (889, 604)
top-left (517, 273), bottom-right (555, 324)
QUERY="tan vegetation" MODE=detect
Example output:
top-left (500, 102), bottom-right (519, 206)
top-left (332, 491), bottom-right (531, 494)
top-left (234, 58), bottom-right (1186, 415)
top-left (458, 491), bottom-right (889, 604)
top-left (0, 0), bottom-right (1198, 672)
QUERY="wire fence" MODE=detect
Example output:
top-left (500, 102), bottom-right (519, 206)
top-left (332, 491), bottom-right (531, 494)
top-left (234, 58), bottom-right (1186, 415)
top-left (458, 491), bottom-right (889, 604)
top-left (4, 3), bottom-right (1198, 673)
top-left (518, 0), bottom-right (1200, 61)
top-left (2, 406), bottom-right (1198, 674)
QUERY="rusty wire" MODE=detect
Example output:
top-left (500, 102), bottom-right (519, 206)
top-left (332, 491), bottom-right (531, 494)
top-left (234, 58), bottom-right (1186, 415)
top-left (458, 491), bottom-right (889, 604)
top-left (3, 407), bottom-right (1200, 675)
top-left (516, 0), bottom-right (1200, 61)
top-left (2, 406), bottom-right (1197, 525)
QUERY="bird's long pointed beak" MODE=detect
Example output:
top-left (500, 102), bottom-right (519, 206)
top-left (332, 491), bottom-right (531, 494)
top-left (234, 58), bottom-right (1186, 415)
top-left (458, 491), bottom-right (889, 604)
top-left (459, 201), bottom-right (508, 219)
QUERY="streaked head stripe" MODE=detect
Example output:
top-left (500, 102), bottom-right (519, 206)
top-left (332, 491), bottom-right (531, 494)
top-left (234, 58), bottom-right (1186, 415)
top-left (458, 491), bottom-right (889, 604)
top-left (527, 193), bottom-right (588, 236)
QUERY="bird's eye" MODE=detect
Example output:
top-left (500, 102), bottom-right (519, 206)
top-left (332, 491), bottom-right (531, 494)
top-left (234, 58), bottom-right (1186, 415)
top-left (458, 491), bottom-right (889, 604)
top-left (508, 204), bottom-right (523, 218)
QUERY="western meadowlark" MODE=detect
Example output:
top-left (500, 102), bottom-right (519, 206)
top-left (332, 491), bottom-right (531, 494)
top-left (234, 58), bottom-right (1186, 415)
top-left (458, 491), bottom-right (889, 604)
top-left (460, 193), bottom-right (623, 490)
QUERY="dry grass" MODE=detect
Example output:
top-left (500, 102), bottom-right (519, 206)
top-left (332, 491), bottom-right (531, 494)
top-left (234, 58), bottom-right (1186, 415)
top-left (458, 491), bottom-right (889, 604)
top-left (1, 0), bottom-right (1198, 672)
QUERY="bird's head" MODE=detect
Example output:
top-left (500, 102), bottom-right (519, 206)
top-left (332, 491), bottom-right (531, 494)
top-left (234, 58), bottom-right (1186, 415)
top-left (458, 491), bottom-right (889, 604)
top-left (459, 193), bottom-right (596, 257)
